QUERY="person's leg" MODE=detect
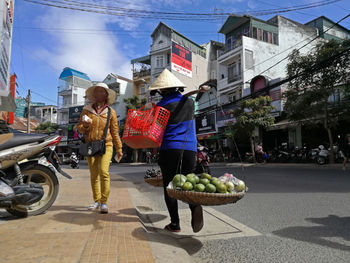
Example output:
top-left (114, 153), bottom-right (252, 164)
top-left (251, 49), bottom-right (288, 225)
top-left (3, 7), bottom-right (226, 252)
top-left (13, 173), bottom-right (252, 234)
top-left (99, 146), bottom-right (114, 205)
top-left (87, 156), bottom-right (101, 208)
top-left (159, 149), bottom-right (182, 230)
top-left (181, 151), bottom-right (204, 233)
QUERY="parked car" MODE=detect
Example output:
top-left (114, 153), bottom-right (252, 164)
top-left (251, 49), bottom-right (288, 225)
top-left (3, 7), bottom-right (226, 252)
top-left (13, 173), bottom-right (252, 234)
top-left (57, 153), bottom-right (70, 164)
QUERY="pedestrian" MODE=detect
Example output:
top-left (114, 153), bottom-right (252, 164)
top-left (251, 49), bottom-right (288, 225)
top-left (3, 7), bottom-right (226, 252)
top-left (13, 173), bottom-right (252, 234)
top-left (340, 134), bottom-right (350, 171)
top-left (77, 83), bottom-right (123, 214)
top-left (256, 142), bottom-right (265, 163)
top-left (195, 145), bottom-right (211, 174)
top-left (149, 69), bottom-right (207, 233)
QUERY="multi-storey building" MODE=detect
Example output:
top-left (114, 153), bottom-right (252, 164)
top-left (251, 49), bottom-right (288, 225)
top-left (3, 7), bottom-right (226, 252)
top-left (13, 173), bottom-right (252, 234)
top-left (131, 55), bottom-right (151, 100)
top-left (103, 73), bottom-right (133, 122)
top-left (215, 15), bottom-right (349, 152)
top-left (57, 67), bottom-right (92, 125)
top-left (149, 22), bottom-right (209, 101)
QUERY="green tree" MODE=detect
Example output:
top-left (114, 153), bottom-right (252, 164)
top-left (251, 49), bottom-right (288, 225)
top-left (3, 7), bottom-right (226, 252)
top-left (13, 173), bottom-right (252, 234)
top-left (284, 39), bottom-right (350, 163)
top-left (35, 121), bottom-right (59, 134)
top-left (124, 95), bottom-right (147, 115)
top-left (123, 95), bottom-right (147, 163)
top-left (231, 96), bottom-right (275, 163)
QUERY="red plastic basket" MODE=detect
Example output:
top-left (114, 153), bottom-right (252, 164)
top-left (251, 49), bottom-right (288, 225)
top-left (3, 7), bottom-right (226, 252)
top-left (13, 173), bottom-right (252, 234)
top-left (122, 104), bottom-right (170, 149)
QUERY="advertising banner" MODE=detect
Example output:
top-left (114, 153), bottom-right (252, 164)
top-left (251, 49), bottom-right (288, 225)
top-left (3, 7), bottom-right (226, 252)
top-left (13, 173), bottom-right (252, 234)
top-left (68, 105), bottom-right (84, 124)
top-left (196, 111), bottom-right (217, 134)
top-left (171, 41), bottom-right (192, 77)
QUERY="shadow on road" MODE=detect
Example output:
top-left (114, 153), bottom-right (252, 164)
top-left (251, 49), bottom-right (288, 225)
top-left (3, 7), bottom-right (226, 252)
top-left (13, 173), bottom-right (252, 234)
top-left (273, 215), bottom-right (350, 251)
top-left (132, 227), bottom-right (203, 255)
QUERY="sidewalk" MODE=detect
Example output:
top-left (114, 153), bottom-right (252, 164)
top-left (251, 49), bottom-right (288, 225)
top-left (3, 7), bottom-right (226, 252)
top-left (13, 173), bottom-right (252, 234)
top-left (0, 168), bottom-right (155, 263)
top-left (0, 164), bottom-right (261, 263)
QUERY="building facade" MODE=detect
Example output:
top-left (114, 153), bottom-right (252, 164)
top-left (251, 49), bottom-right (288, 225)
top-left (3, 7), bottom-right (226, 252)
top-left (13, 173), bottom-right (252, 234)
top-left (149, 22), bottom-right (209, 101)
top-left (57, 67), bottom-right (92, 125)
top-left (103, 73), bottom-right (133, 122)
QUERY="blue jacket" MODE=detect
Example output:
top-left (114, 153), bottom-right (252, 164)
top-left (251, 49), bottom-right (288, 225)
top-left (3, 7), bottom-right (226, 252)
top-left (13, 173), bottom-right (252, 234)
top-left (157, 92), bottom-right (197, 152)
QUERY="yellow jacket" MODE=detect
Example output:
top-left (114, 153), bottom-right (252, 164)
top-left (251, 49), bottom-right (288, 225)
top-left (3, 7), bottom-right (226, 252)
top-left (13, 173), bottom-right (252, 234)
top-left (77, 104), bottom-right (122, 151)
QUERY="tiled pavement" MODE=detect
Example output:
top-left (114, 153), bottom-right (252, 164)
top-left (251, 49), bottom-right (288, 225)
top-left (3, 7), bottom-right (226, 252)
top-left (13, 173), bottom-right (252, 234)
top-left (0, 168), bottom-right (155, 263)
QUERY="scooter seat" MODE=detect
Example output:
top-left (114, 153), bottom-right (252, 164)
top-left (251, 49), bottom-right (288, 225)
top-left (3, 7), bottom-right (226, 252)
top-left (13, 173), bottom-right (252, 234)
top-left (0, 133), bottom-right (49, 151)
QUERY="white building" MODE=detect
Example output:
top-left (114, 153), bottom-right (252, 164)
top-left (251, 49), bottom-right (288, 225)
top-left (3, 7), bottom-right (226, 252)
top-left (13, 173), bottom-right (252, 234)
top-left (103, 73), bottom-right (133, 121)
top-left (149, 22), bottom-right (209, 100)
top-left (57, 67), bottom-right (92, 125)
top-left (216, 15), bottom-right (322, 105)
top-left (32, 105), bottom-right (57, 123)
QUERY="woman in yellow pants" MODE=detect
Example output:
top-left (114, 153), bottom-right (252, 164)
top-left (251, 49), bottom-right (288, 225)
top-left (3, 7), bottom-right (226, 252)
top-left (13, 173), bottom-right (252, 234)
top-left (77, 83), bottom-right (123, 214)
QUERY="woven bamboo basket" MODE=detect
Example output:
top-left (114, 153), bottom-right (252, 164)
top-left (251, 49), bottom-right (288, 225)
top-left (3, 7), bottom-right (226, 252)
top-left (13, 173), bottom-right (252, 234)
top-left (166, 187), bottom-right (245, 206)
top-left (144, 177), bottom-right (163, 187)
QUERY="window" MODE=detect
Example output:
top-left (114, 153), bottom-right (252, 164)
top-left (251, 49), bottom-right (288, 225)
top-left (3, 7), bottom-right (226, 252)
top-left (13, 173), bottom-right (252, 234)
top-left (156, 55), bottom-right (164, 68)
top-left (273, 33), bottom-right (278, 45)
top-left (73, 94), bottom-right (77, 105)
top-left (245, 50), bottom-right (254, 70)
top-left (226, 37), bottom-right (232, 50)
top-left (140, 86), bottom-right (146, 96)
top-left (167, 53), bottom-right (170, 65)
top-left (227, 59), bottom-right (242, 83)
top-left (252, 27), bottom-right (257, 39)
top-left (263, 30), bottom-right (268, 42)
top-left (257, 29), bottom-right (263, 40)
top-left (268, 32), bottom-right (273, 44)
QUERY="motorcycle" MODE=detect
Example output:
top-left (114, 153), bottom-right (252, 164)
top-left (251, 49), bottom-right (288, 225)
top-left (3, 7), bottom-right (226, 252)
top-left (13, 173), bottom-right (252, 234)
top-left (194, 146), bottom-right (211, 174)
top-left (315, 144), bottom-right (344, 165)
top-left (70, 152), bottom-right (79, 169)
top-left (0, 133), bottom-right (71, 217)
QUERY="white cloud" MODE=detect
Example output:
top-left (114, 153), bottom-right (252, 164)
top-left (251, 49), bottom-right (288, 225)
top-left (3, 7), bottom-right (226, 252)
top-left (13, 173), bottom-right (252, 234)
top-left (247, 0), bottom-right (257, 9)
top-left (34, 8), bottom-right (136, 80)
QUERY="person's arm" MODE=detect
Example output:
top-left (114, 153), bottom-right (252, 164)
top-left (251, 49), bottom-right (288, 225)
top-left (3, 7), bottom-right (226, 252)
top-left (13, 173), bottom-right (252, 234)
top-left (77, 109), bottom-right (91, 134)
top-left (109, 109), bottom-right (123, 158)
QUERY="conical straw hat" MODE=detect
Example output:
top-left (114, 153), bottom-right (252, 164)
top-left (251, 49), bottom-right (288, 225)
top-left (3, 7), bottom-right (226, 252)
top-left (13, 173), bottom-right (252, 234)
top-left (148, 69), bottom-right (186, 91)
top-left (85, 82), bottom-right (117, 105)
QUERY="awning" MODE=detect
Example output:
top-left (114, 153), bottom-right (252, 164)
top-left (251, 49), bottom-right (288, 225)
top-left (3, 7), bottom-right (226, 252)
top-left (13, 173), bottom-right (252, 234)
top-left (131, 55), bottom-right (151, 65)
top-left (197, 133), bottom-right (214, 140)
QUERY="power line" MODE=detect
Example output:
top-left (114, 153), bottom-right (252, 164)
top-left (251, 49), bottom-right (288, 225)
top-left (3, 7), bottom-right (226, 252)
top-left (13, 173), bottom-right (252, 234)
top-left (23, 0), bottom-right (341, 20)
top-left (31, 90), bottom-right (58, 104)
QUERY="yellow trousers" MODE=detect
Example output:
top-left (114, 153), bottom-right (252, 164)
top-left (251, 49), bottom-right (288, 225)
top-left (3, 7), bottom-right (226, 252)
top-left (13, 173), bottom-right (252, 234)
top-left (87, 145), bottom-right (113, 204)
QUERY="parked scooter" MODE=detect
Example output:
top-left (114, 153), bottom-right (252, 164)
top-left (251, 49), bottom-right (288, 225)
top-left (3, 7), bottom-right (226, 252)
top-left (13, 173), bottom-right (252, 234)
top-left (315, 144), bottom-right (344, 165)
top-left (70, 152), bottom-right (80, 169)
top-left (0, 133), bottom-right (71, 217)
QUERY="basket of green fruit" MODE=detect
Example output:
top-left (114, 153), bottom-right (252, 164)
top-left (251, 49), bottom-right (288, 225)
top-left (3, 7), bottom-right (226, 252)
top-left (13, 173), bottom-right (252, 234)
top-left (144, 169), bottom-right (163, 187)
top-left (166, 172), bottom-right (246, 206)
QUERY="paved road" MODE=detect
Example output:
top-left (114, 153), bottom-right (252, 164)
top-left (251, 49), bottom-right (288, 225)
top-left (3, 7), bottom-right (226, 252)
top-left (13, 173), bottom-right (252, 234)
top-left (112, 162), bottom-right (350, 263)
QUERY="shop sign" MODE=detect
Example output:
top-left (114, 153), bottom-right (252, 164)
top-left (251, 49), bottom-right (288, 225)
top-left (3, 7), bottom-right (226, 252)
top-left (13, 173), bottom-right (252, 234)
top-left (196, 111), bottom-right (216, 134)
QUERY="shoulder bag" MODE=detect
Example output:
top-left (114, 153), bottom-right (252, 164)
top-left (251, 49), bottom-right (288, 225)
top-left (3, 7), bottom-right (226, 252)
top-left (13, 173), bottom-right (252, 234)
top-left (79, 107), bottom-right (111, 157)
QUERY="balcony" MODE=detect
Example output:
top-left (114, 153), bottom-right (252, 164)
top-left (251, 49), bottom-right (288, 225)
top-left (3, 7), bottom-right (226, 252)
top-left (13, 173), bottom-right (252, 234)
top-left (58, 84), bottom-right (74, 93)
top-left (228, 74), bottom-right (242, 83)
top-left (133, 69), bottom-right (151, 79)
top-left (218, 38), bottom-right (242, 62)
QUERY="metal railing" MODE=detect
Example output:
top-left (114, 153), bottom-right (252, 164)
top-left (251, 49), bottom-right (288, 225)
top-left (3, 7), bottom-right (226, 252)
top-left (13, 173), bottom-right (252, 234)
top-left (218, 39), bottom-right (243, 57)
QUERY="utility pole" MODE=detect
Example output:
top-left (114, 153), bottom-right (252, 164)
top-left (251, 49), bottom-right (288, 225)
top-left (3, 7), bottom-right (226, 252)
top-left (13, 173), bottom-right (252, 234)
top-left (27, 89), bottom-right (31, 133)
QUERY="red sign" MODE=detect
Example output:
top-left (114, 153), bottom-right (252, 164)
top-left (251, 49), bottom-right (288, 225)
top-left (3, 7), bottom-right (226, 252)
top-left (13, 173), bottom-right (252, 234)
top-left (171, 42), bottom-right (192, 77)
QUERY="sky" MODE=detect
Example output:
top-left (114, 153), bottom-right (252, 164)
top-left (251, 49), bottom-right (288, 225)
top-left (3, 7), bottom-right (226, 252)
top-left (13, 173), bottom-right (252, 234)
top-left (10, 0), bottom-right (350, 105)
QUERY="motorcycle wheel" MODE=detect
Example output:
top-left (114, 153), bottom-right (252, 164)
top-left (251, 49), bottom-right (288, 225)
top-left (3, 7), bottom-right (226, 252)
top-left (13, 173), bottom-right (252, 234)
top-left (6, 164), bottom-right (59, 217)
top-left (316, 156), bottom-right (326, 165)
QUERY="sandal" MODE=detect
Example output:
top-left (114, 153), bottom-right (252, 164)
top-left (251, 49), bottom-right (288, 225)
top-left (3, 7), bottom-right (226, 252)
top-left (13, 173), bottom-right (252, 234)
top-left (164, 223), bottom-right (181, 232)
